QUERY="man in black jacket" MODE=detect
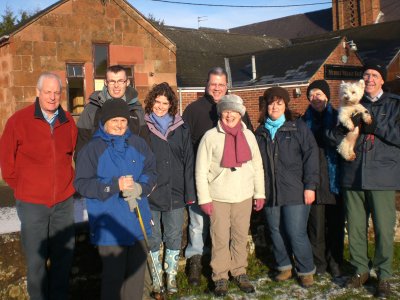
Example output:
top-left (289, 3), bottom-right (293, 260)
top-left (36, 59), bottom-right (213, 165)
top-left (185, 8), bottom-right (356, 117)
top-left (182, 67), bottom-right (253, 286)
top-left (327, 60), bottom-right (400, 298)
top-left (75, 65), bottom-right (150, 156)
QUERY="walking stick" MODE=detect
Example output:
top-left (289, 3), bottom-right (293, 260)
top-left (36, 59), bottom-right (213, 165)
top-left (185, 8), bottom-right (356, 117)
top-left (133, 203), bottom-right (166, 300)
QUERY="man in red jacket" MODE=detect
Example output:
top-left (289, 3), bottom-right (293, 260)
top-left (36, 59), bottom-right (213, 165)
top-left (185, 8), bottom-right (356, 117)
top-left (0, 72), bottom-right (77, 300)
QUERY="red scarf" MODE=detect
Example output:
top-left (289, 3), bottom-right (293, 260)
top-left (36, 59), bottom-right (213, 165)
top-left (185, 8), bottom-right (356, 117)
top-left (220, 121), bottom-right (252, 168)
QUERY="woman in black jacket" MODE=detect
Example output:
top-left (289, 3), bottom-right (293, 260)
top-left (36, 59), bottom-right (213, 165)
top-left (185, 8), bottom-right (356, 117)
top-left (144, 82), bottom-right (196, 295)
top-left (302, 80), bottom-right (344, 278)
top-left (255, 87), bottom-right (319, 288)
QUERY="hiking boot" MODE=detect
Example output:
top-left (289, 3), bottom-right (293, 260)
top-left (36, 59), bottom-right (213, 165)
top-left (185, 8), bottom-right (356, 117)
top-left (299, 274), bottom-right (314, 288)
top-left (188, 255), bottom-right (202, 286)
top-left (214, 279), bottom-right (228, 297)
top-left (375, 280), bottom-right (391, 299)
top-left (329, 263), bottom-right (342, 278)
top-left (346, 272), bottom-right (369, 288)
top-left (233, 274), bottom-right (255, 293)
top-left (275, 269), bottom-right (292, 281)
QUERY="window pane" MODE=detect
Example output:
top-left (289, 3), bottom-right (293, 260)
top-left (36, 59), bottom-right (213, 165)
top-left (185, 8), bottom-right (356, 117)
top-left (94, 44), bottom-right (108, 77)
top-left (67, 64), bottom-right (83, 77)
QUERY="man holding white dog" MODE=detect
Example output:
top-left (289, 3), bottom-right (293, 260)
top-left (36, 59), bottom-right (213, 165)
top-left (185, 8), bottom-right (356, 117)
top-left (328, 60), bottom-right (400, 298)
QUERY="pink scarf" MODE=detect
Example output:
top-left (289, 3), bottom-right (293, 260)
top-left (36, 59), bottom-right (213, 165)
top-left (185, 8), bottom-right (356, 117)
top-left (220, 121), bottom-right (252, 168)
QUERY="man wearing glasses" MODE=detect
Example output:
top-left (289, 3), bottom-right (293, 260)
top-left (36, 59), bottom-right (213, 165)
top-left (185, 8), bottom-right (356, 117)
top-left (328, 60), bottom-right (400, 298)
top-left (76, 65), bottom-right (150, 155)
top-left (182, 67), bottom-right (253, 286)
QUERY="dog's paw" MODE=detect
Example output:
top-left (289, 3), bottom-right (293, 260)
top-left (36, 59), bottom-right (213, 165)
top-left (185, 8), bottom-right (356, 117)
top-left (363, 113), bottom-right (372, 125)
top-left (348, 152), bottom-right (356, 161)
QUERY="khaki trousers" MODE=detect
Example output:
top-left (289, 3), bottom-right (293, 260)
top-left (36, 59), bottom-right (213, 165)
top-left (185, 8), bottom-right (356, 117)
top-left (210, 198), bottom-right (252, 281)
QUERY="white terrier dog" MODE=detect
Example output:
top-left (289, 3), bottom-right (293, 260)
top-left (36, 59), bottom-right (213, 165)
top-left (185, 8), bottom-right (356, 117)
top-left (337, 79), bottom-right (372, 161)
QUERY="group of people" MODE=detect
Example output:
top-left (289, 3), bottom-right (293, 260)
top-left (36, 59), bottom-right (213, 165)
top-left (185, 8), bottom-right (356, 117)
top-left (0, 60), bottom-right (399, 300)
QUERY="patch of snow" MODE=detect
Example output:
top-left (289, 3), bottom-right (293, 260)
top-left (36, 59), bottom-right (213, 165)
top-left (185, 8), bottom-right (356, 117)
top-left (0, 198), bottom-right (88, 234)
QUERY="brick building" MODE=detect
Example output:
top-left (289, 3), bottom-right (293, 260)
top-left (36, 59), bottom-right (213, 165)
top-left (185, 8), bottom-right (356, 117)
top-left (0, 0), bottom-right (176, 133)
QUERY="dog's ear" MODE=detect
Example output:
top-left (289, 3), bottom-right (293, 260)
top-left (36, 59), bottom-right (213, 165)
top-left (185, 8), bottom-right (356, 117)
top-left (359, 79), bottom-right (365, 89)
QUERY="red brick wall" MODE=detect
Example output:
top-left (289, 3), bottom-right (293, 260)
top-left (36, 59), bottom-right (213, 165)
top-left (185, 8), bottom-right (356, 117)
top-left (0, 0), bottom-right (176, 133)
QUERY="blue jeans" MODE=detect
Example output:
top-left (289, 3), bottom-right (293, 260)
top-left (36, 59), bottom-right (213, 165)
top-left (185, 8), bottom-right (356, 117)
top-left (265, 204), bottom-right (315, 275)
top-left (185, 203), bottom-right (210, 258)
top-left (16, 197), bottom-right (75, 300)
top-left (149, 208), bottom-right (185, 252)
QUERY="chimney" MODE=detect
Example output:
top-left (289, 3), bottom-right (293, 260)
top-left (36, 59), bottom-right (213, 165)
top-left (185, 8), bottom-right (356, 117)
top-left (251, 55), bottom-right (256, 80)
top-left (332, 0), bottom-right (381, 31)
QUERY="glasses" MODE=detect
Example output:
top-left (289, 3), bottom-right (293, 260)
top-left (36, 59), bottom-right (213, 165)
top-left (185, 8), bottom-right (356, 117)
top-left (107, 79), bottom-right (128, 86)
top-left (209, 83), bottom-right (227, 89)
top-left (363, 73), bottom-right (380, 80)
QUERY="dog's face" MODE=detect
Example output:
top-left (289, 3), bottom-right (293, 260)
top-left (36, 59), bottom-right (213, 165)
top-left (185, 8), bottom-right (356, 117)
top-left (339, 79), bottom-right (365, 106)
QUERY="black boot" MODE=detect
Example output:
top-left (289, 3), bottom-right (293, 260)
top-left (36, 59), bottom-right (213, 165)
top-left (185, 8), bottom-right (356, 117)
top-left (188, 255), bottom-right (202, 286)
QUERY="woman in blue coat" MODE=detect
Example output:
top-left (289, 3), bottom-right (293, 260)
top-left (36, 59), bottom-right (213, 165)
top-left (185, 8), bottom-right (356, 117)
top-left (74, 99), bottom-right (157, 300)
top-left (144, 82), bottom-right (196, 295)
top-left (255, 87), bottom-right (319, 288)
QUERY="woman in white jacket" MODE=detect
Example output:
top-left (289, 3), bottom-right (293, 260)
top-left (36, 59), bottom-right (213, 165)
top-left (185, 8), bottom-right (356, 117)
top-left (195, 94), bottom-right (265, 297)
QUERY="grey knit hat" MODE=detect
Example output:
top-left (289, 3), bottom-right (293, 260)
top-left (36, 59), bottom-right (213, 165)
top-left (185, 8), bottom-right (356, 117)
top-left (217, 94), bottom-right (246, 116)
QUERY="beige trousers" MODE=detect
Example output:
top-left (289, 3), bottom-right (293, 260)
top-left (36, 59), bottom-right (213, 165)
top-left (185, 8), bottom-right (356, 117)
top-left (210, 198), bottom-right (252, 281)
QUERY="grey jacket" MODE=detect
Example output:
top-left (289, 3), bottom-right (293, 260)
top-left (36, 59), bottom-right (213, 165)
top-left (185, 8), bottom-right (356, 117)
top-left (75, 86), bottom-right (150, 156)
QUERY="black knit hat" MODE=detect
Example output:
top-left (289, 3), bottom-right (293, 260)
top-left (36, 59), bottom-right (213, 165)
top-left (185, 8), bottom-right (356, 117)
top-left (307, 80), bottom-right (330, 101)
top-left (363, 59), bottom-right (387, 81)
top-left (263, 87), bottom-right (290, 105)
top-left (101, 99), bottom-right (130, 125)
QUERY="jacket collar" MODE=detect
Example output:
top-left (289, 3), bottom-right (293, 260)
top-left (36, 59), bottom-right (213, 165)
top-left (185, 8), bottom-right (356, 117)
top-left (34, 97), bottom-right (68, 124)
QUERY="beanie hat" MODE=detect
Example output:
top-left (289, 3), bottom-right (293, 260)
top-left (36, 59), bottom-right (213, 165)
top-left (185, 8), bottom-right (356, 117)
top-left (217, 94), bottom-right (246, 116)
top-left (263, 87), bottom-right (290, 105)
top-left (363, 59), bottom-right (387, 81)
top-left (307, 80), bottom-right (330, 101)
top-left (100, 98), bottom-right (130, 125)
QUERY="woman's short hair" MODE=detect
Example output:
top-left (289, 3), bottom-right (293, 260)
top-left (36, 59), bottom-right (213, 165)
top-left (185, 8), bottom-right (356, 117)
top-left (258, 87), bottom-right (293, 123)
top-left (144, 82), bottom-right (178, 115)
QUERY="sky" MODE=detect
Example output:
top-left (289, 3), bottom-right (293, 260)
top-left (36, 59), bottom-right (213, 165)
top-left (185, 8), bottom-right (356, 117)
top-left (1, 0), bottom-right (332, 29)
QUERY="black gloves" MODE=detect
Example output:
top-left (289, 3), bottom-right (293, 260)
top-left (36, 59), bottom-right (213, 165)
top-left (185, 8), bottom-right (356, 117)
top-left (361, 117), bottom-right (377, 134)
top-left (351, 113), bottom-right (362, 127)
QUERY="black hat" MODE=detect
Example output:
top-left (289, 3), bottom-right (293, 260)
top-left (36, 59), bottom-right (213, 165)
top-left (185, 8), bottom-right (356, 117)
top-left (100, 99), bottom-right (130, 125)
top-left (263, 87), bottom-right (290, 105)
top-left (363, 59), bottom-right (387, 81)
top-left (307, 80), bottom-right (330, 101)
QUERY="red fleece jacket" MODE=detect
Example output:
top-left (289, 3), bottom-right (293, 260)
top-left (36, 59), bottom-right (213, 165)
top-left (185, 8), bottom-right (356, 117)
top-left (0, 100), bottom-right (77, 207)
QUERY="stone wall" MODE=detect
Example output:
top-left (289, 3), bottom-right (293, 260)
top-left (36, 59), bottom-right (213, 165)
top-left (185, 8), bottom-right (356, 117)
top-left (0, 0), bottom-right (176, 133)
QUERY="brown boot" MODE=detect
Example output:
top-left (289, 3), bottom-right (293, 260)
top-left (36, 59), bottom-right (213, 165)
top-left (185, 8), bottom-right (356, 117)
top-left (346, 272), bottom-right (369, 288)
top-left (275, 269), bottom-right (292, 281)
top-left (233, 274), bottom-right (255, 293)
top-left (214, 279), bottom-right (228, 297)
top-left (299, 274), bottom-right (314, 288)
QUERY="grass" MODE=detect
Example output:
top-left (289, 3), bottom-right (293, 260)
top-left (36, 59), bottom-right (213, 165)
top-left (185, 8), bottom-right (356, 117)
top-left (166, 242), bottom-right (400, 299)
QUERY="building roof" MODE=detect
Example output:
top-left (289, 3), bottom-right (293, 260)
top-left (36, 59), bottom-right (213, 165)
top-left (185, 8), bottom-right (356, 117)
top-left (228, 37), bottom-right (342, 87)
top-left (230, 9), bottom-right (332, 39)
top-left (160, 26), bottom-right (290, 87)
top-left (292, 20), bottom-right (400, 67)
top-left (229, 0), bottom-right (400, 40)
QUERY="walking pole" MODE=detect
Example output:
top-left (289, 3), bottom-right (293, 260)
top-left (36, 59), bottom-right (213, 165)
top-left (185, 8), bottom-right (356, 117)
top-left (132, 201), bottom-right (166, 300)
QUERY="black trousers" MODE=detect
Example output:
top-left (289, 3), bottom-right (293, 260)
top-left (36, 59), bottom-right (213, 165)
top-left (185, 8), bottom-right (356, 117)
top-left (307, 202), bottom-right (345, 273)
top-left (16, 197), bottom-right (75, 300)
top-left (98, 241), bottom-right (147, 300)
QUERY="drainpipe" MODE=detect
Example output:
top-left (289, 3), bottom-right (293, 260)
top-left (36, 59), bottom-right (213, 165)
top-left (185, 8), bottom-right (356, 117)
top-left (178, 87), bottom-right (182, 115)
top-left (252, 55), bottom-right (256, 80)
top-left (224, 57), bottom-right (232, 89)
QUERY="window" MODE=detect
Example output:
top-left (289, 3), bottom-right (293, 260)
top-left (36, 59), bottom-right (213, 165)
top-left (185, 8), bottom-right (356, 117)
top-left (66, 64), bottom-right (85, 114)
top-left (121, 65), bottom-right (135, 87)
top-left (93, 44), bottom-right (109, 78)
